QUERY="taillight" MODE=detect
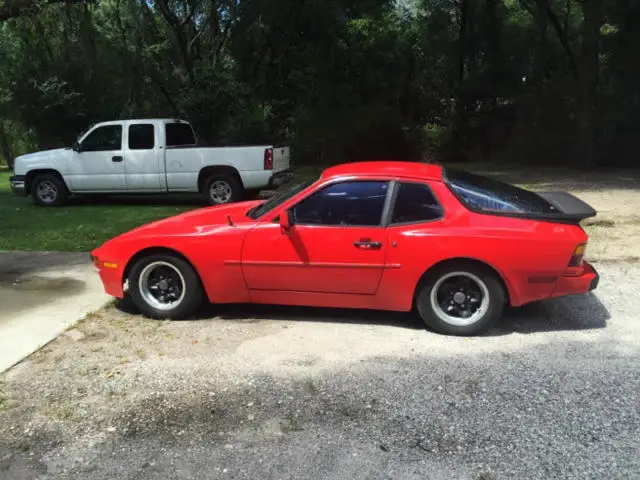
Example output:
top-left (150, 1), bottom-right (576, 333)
top-left (264, 148), bottom-right (273, 170)
top-left (568, 243), bottom-right (587, 266)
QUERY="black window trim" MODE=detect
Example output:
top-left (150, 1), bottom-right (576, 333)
top-left (281, 177), bottom-right (395, 229)
top-left (383, 179), bottom-right (445, 227)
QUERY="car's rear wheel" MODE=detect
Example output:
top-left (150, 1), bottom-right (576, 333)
top-left (202, 173), bottom-right (243, 205)
top-left (128, 253), bottom-right (204, 319)
top-left (415, 262), bottom-right (505, 336)
top-left (31, 174), bottom-right (69, 206)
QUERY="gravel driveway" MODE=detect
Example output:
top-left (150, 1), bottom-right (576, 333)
top-left (1, 261), bottom-right (638, 480)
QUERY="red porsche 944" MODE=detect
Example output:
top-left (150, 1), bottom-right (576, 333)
top-left (91, 161), bottom-right (599, 336)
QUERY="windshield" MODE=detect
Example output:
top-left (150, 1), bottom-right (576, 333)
top-left (444, 168), bottom-right (557, 214)
top-left (247, 179), bottom-right (316, 219)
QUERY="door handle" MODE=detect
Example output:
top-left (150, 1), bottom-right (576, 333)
top-left (112, 156), bottom-right (123, 162)
top-left (354, 240), bottom-right (383, 249)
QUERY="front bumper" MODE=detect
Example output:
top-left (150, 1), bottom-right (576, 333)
top-left (91, 251), bottom-right (125, 298)
top-left (9, 175), bottom-right (27, 196)
top-left (550, 261), bottom-right (599, 298)
top-left (268, 169), bottom-right (294, 188)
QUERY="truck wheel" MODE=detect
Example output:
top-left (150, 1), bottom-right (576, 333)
top-left (31, 174), bottom-right (69, 207)
top-left (202, 174), bottom-right (243, 205)
top-left (415, 262), bottom-right (505, 336)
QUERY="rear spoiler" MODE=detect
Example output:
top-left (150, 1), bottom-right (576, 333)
top-left (534, 192), bottom-right (597, 224)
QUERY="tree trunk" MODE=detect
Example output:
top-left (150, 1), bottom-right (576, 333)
top-left (533, 0), bottom-right (548, 85)
top-left (576, 0), bottom-right (603, 167)
top-left (0, 122), bottom-right (15, 170)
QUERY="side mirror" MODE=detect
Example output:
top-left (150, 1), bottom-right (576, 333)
top-left (72, 141), bottom-right (81, 153)
top-left (279, 210), bottom-right (294, 232)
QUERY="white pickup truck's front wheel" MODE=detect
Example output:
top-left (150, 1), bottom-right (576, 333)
top-left (203, 174), bottom-right (243, 205)
top-left (31, 174), bottom-right (69, 207)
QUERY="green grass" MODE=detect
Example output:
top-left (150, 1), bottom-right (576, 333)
top-left (0, 164), bottom-right (326, 252)
top-left (0, 168), bottom-right (196, 251)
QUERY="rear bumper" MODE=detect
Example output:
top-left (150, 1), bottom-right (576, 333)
top-left (9, 175), bottom-right (27, 196)
top-left (268, 169), bottom-right (294, 188)
top-left (550, 261), bottom-right (599, 299)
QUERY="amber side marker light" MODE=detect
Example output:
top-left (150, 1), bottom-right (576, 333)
top-left (568, 243), bottom-right (587, 267)
top-left (92, 257), bottom-right (118, 269)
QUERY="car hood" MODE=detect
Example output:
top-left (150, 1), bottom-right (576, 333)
top-left (112, 200), bottom-right (263, 241)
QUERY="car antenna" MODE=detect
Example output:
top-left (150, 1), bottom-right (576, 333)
top-left (227, 214), bottom-right (234, 226)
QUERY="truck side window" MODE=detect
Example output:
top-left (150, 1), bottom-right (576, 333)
top-left (129, 124), bottom-right (155, 150)
top-left (165, 123), bottom-right (196, 147)
top-left (81, 125), bottom-right (122, 152)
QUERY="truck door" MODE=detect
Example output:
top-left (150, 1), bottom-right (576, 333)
top-left (67, 123), bottom-right (126, 191)
top-left (123, 122), bottom-right (164, 191)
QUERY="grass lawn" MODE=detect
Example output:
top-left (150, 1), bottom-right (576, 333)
top-left (0, 165), bottom-right (324, 252)
top-left (0, 168), bottom-right (196, 252)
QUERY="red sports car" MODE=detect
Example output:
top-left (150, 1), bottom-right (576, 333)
top-left (91, 161), bottom-right (599, 335)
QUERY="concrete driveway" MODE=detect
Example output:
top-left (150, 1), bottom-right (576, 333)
top-left (0, 251), bottom-right (109, 373)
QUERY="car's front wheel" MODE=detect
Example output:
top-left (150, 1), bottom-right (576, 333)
top-left (128, 253), bottom-right (204, 319)
top-left (415, 262), bottom-right (505, 336)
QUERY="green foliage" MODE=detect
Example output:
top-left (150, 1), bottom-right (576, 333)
top-left (0, 0), bottom-right (636, 166)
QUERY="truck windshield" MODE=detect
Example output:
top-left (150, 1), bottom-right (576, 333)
top-left (247, 180), bottom-right (316, 219)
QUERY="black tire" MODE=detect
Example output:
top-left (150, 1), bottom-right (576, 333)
top-left (128, 253), bottom-right (204, 319)
top-left (415, 262), bottom-right (505, 336)
top-left (202, 173), bottom-right (244, 205)
top-left (31, 173), bottom-right (69, 206)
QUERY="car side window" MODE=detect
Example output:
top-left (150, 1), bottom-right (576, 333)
top-left (128, 124), bottom-right (155, 150)
top-left (81, 125), bottom-right (122, 152)
top-left (390, 181), bottom-right (443, 224)
top-left (292, 180), bottom-right (389, 226)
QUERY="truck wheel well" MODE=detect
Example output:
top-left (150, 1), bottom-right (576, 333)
top-left (197, 166), bottom-right (243, 193)
top-left (25, 169), bottom-right (68, 194)
top-left (413, 257), bottom-right (511, 305)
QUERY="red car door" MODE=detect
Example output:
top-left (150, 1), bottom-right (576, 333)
top-left (241, 180), bottom-right (390, 295)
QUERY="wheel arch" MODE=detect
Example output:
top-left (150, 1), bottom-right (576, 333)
top-left (25, 169), bottom-right (69, 194)
top-left (197, 165), bottom-right (244, 193)
top-left (122, 246), bottom-right (204, 290)
top-left (413, 257), bottom-right (514, 306)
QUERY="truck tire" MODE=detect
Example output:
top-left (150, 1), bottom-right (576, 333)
top-left (202, 173), bottom-right (243, 206)
top-left (31, 173), bottom-right (69, 207)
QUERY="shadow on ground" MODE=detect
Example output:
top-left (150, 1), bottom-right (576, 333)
top-left (0, 251), bottom-right (90, 279)
top-left (116, 291), bottom-right (609, 336)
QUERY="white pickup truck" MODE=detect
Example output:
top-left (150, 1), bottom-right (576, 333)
top-left (9, 118), bottom-right (291, 206)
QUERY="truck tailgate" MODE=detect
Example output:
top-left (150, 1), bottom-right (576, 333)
top-left (273, 146), bottom-right (290, 172)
